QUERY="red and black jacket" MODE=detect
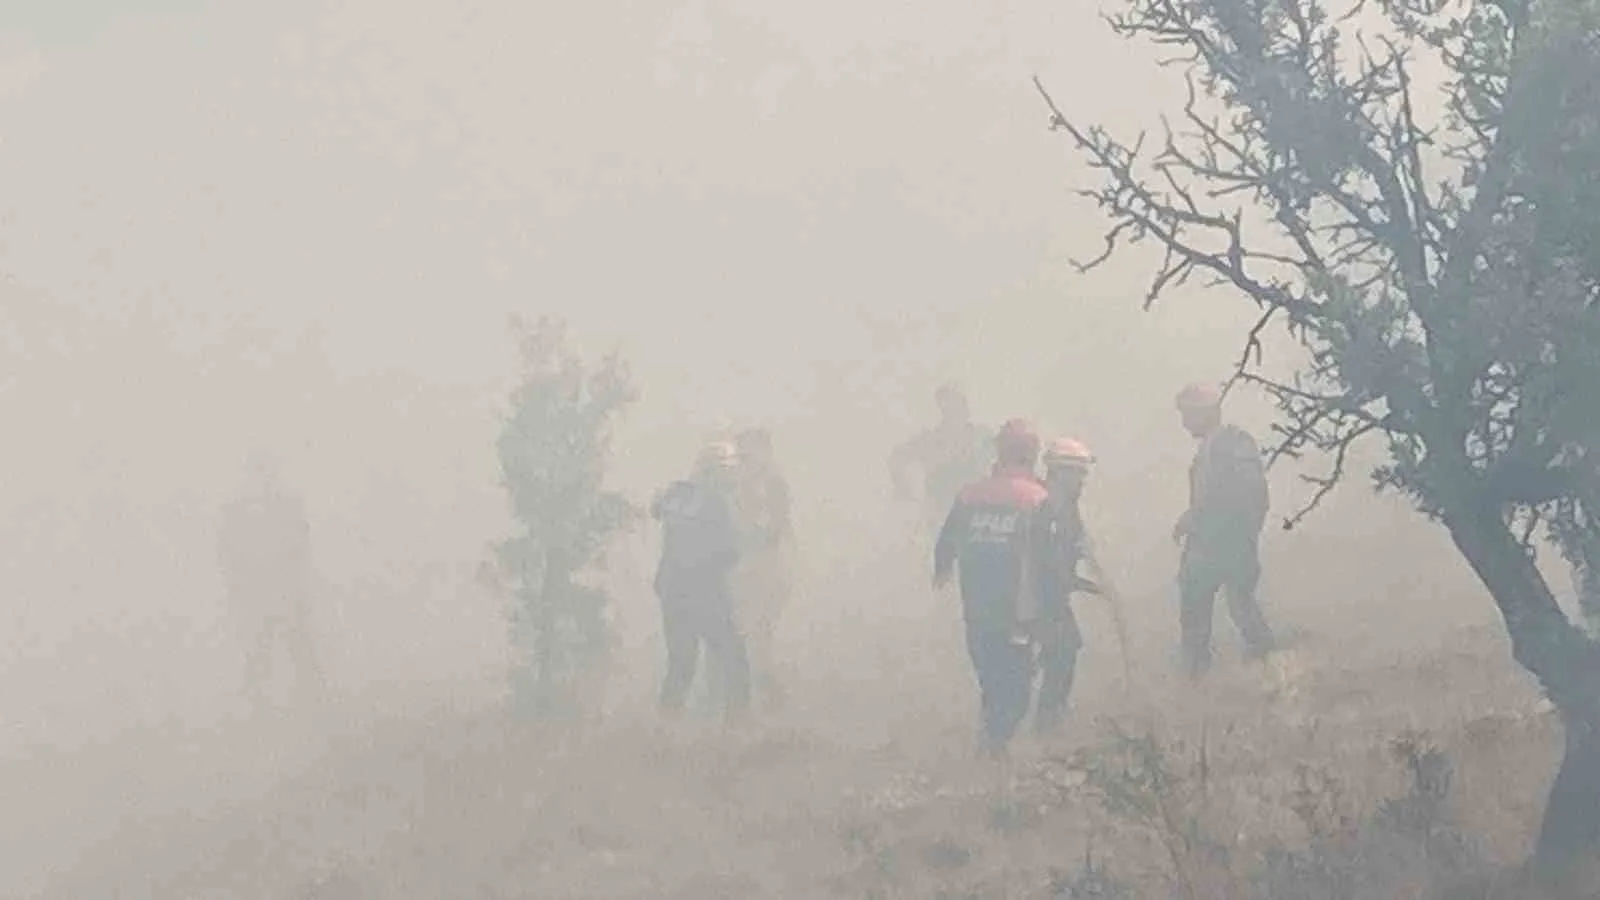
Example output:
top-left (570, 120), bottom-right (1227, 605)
top-left (933, 465), bottom-right (1049, 629)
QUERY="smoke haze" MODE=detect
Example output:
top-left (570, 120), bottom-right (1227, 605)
top-left (0, 2), bottom-right (1555, 895)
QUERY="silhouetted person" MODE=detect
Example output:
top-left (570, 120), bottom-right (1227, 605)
top-left (1172, 383), bottom-right (1276, 679)
top-left (729, 426), bottom-right (794, 712)
top-left (216, 454), bottom-right (326, 711)
top-left (891, 383), bottom-right (991, 538)
top-left (652, 441), bottom-right (750, 724)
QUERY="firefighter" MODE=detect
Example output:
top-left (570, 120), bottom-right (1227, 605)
top-left (934, 419), bottom-right (1048, 757)
top-left (651, 441), bottom-right (751, 723)
top-left (215, 453), bottom-right (326, 712)
top-left (1030, 437), bottom-right (1100, 737)
top-left (728, 426), bottom-right (794, 711)
top-left (1172, 383), bottom-right (1277, 679)
top-left (891, 383), bottom-right (992, 539)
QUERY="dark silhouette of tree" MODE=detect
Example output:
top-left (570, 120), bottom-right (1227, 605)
top-left (489, 315), bottom-right (639, 722)
top-left (1036, 0), bottom-right (1600, 875)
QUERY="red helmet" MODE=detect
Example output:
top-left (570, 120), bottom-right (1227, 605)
top-left (1043, 437), bottom-right (1094, 470)
top-left (995, 418), bottom-right (1041, 465)
top-left (1176, 382), bottom-right (1224, 412)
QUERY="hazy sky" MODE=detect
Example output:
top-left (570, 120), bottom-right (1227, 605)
top-left (2, 0), bottom-right (1477, 748)
top-left (9, 0), bottom-right (1264, 479)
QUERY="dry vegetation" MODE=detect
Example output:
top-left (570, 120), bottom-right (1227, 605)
top-left (8, 1), bottom-right (1597, 898)
top-left (30, 542), bottom-right (1581, 900)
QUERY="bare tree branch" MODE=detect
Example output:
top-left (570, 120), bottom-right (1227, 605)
top-left (1035, 0), bottom-right (1600, 861)
top-left (1283, 420), bottom-right (1382, 530)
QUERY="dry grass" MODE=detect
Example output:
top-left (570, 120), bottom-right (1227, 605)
top-left (827, 634), bottom-right (1566, 900)
top-left (25, 538), bottom-right (1587, 900)
top-left (37, 621), bottom-right (1580, 900)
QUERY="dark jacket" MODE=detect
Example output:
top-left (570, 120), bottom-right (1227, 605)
top-left (734, 467), bottom-right (793, 552)
top-left (1187, 424), bottom-right (1270, 547)
top-left (652, 480), bottom-right (742, 597)
top-left (934, 465), bottom-right (1049, 630)
top-left (1036, 497), bottom-right (1094, 618)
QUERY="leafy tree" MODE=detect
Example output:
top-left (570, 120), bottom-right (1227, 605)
top-left (1036, 0), bottom-right (1600, 873)
top-left (490, 315), bottom-right (639, 722)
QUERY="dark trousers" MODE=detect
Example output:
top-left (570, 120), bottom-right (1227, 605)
top-left (964, 621), bottom-right (1033, 751)
top-left (1178, 536), bottom-right (1275, 679)
top-left (1031, 609), bottom-right (1081, 736)
top-left (726, 548), bottom-right (791, 711)
top-left (658, 585), bottom-right (751, 722)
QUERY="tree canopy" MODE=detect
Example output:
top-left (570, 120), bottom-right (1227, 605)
top-left (1038, 0), bottom-right (1600, 872)
top-left (492, 315), bottom-right (639, 721)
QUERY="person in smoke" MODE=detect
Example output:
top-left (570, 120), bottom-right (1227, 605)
top-left (727, 426), bottom-right (795, 711)
top-left (651, 440), bottom-right (751, 724)
top-left (1171, 382), bottom-right (1277, 679)
top-left (215, 452), bottom-right (327, 712)
top-left (934, 418), bottom-right (1048, 757)
top-left (1027, 437), bottom-right (1102, 737)
top-left (890, 383), bottom-right (992, 538)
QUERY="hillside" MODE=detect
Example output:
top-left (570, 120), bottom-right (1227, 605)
top-left (32, 609), bottom-right (1558, 899)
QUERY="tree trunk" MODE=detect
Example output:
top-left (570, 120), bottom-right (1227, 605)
top-left (535, 557), bottom-right (571, 716)
top-left (1538, 707), bottom-right (1600, 875)
top-left (1443, 500), bottom-right (1600, 875)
